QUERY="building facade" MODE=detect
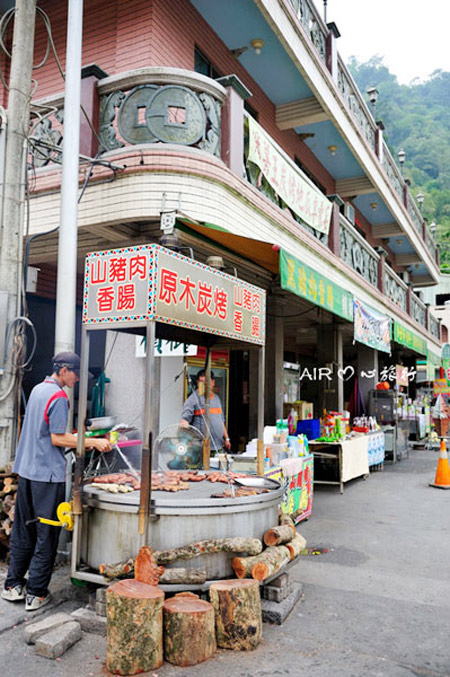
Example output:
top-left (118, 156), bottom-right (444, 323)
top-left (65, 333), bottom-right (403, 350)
top-left (0, 0), bottom-right (443, 457)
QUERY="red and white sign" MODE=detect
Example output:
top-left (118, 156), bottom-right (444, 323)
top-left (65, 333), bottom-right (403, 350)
top-left (83, 244), bottom-right (266, 346)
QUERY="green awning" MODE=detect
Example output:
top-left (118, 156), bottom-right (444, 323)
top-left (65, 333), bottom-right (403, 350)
top-left (393, 321), bottom-right (427, 356)
top-left (279, 248), bottom-right (353, 321)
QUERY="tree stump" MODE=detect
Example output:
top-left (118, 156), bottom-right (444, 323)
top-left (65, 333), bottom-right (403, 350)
top-left (209, 579), bottom-right (262, 650)
top-left (106, 579), bottom-right (164, 675)
top-left (163, 592), bottom-right (216, 666)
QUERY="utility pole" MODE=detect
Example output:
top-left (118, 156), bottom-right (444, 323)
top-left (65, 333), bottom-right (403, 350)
top-left (54, 0), bottom-right (83, 363)
top-left (0, 0), bottom-right (37, 467)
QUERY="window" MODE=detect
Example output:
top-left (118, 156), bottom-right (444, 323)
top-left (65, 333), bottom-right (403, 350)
top-left (194, 47), bottom-right (221, 79)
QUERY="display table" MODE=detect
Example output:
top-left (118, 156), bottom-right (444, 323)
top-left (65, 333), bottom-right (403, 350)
top-left (264, 454), bottom-right (313, 523)
top-left (309, 436), bottom-right (370, 494)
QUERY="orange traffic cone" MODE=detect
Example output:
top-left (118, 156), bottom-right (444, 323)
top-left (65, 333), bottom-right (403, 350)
top-left (430, 439), bottom-right (450, 489)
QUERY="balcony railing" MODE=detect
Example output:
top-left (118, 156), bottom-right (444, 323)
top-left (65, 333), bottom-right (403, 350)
top-left (429, 313), bottom-right (440, 339)
top-left (424, 227), bottom-right (436, 260)
top-left (384, 265), bottom-right (408, 312)
top-left (97, 68), bottom-right (226, 157)
top-left (339, 216), bottom-right (379, 286)
top-left (381, 145), bottom-right (404, 203)
top-left (287, 0), bottom-right (327, 63)
top-left (411, 292), bottom-right (427, 328)
top-left (406, 191), bottom-right (423, 234)
top-left (336, 56), bottom-right (377, 154)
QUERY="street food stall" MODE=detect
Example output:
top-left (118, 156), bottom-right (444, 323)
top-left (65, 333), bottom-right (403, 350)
top-left (71, 243), bottom-right (284, 587)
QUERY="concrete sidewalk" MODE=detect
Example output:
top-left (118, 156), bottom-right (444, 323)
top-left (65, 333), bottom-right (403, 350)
top-left (0, 447), bottom-right (449, 676)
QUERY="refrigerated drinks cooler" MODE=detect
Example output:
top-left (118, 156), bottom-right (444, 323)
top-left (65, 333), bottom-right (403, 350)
top-left (368, 390), bottom-right (408, 461)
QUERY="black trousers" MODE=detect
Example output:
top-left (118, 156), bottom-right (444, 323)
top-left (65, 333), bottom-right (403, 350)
top-left (5, 476), bottom-right (65, 597)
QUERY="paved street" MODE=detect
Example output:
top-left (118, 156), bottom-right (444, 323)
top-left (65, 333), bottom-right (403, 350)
top-left (0, 447), bottom-right (449, 676)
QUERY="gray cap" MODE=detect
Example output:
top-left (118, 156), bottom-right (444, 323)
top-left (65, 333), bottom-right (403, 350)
top-left (52, 351), bottom-right (82, 376)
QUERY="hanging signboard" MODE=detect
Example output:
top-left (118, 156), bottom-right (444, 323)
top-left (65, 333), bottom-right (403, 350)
top-left (393, 321), bottom-right (427, 356)
top-left (353, 298), bottom-right (391, 353)
top-left (135, 336), bottom-right (197, 358)
top-left (83, 244), bottom-right (266, 346)
top-left (247, 116), bottom-right (332, 234)
top-left (279, 249), bottom-right (353, 322)
top-left (396, 364), bottom-right (409, 386)
top-left (433, 379), bottom-right (450, 396)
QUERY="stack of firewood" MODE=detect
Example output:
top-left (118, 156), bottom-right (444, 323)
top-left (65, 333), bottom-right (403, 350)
top-left (0, 467), bottom-right (17, 555)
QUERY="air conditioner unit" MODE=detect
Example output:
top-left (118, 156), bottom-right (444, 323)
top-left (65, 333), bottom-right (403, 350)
top-left (344, 202), bottom-right (355, 225)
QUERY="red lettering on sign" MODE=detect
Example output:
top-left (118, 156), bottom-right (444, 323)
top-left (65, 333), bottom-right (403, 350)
top-left (97, 287), bottom-right (115, 313)
top-left (129, 255), bottom-right (147, 280)
top-left (91, 260), bottom-right (107, 284)
top-left (179, 275), bottom-right (196, 310)
top-left (234, 310), bottom-right (243, 333)
top-left (234, 286), bottom-right (243, 307)
top-left (252, 294), bottom-right (260, 313)
top-left (213, 288), bottom-right (228, 320)
top-left (159, 269), bottom-right (178, 305)
top-left (243, 289), bottom-right (252, 311)
top-left (197, 282), bottom-right (213, 315)
top-left (117, 284), bottom-right (135, 311)
top-left (251, 315), bottom-right (260, 337)
top-left (109, 257), bottom-right (127, 282)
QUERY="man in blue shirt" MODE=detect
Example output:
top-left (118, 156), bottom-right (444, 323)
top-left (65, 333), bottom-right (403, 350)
top-left (2, 352), bottom-right (111, 612)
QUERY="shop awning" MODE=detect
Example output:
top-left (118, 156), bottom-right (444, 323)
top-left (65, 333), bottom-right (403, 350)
top-left (393, 321), bottom-right (427, 356)
top-left (279, 248), bottom-right (353, 322)
top-left (176, 218), bottom-right (279, 274)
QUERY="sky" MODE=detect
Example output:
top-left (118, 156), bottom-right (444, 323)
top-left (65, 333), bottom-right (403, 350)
top-left (326, 0), bottom-right (450, 84)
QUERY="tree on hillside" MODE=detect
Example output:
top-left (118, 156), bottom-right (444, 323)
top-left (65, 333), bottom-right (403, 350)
top-left (348, 56), bottom-right (450, 269)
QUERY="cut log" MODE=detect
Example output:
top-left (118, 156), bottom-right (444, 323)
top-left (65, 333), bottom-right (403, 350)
top-left (1, 518), bottom-right (11, 536)
top-left (160, 568), bottom-right (207, 584)
top-left (163, 592), bottom-right (216, 666)
top-left (286, 532), bottom-right (307, 560)
top-left (209, 579), bottom-right (262, 650)
top-left (232, 545), bottom-right (290, 581)
top-left (99, 558), bottom-right (135, 580)
top-left (0, 484), bottom-right (17, 497)
top-left (263, 524), bottom-right (296, 546)
top-left (154, 537), bottom-right (263, 565)
top-left (134, 546), bottom-right (164, 586)
top-left (279, 513), bottom-right (296, 527)
top-left (106, 579), bottom-right (164, 675)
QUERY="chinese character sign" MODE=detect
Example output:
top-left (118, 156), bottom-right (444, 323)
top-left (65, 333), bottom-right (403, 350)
top-left (393, 322), bottom-right (427, 356)
top-left (279, 249), bottom-right (353, 321)
top-left (153, 248), bottom-right (266, 345)
top-left (84, 246), bottom-right (151, 323)
top-left (83, 245), bottom-right (266, 346)
top-left (247, 116), bottom-right (332, 234)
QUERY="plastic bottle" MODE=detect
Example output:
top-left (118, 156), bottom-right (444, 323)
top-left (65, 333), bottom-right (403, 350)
top-left (288, 408), bottom-right (297, 435)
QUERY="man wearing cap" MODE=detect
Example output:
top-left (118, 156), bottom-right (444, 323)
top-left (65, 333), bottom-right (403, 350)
top-left (1, 352), bottom-right (111, 612)
top-left (179, 369), bottom-right (231, 453)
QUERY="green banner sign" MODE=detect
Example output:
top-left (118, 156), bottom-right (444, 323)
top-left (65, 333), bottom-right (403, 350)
top-left (280, 249), bottom-right (353, 321)
top-left (393, 321), bottom-right (427, 356)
